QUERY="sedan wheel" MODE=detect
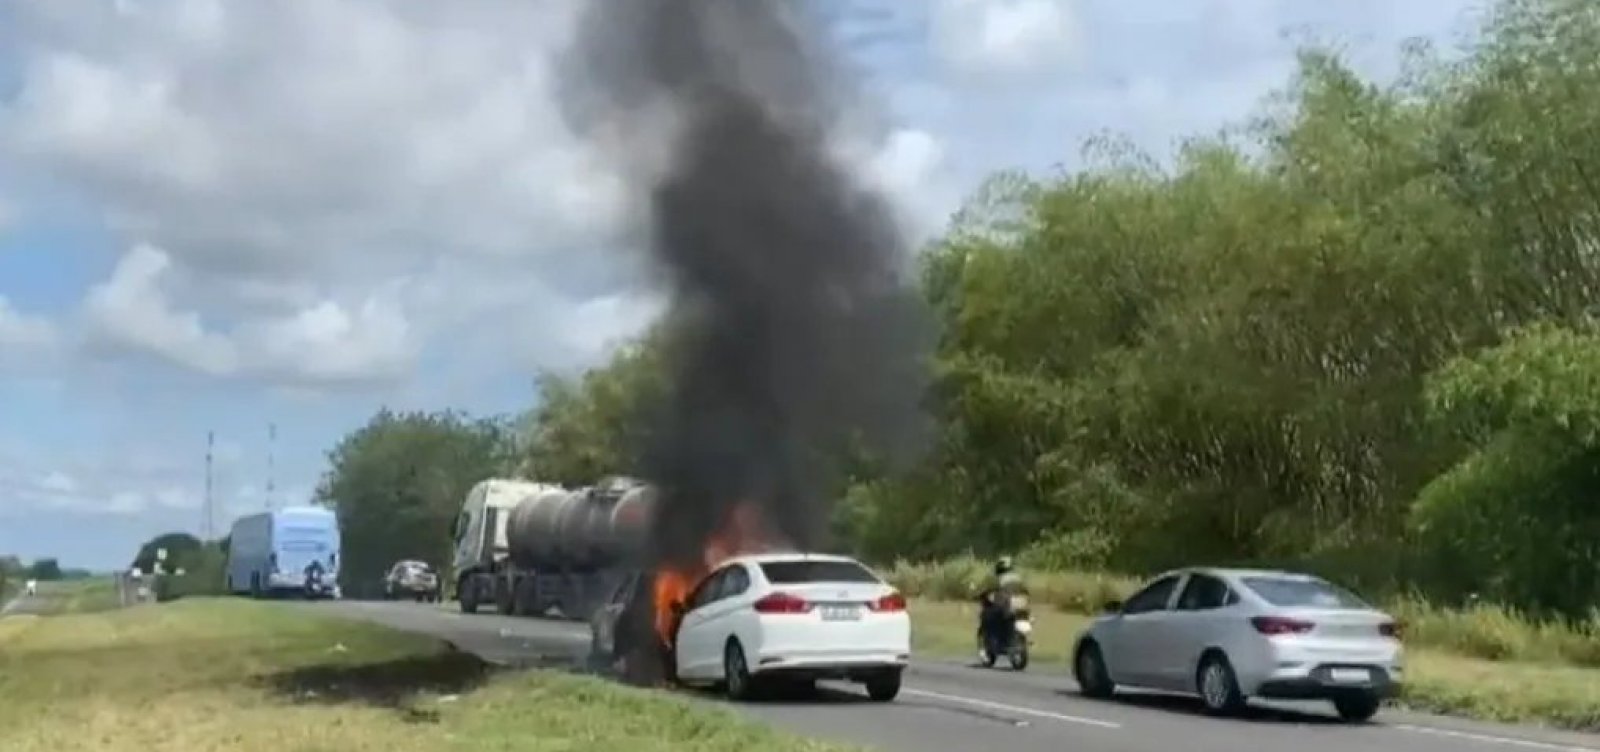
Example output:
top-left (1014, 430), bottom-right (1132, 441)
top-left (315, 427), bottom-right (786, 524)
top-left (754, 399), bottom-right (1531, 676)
top-left (1333, 693), bottom-right (1381, 723)
top-left (1074, 641), bottom-right (1115, 698)
top-left (1197, 654), bottom-right (1246, 715)
top-left (724, 641), bottom-right (757, 701)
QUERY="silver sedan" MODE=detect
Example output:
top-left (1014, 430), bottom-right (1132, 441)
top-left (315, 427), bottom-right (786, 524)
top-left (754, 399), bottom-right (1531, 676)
top-left (1070, 567), bottom-right (1403, 722)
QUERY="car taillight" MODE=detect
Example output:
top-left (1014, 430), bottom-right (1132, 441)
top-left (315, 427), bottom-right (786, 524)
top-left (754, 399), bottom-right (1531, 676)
top-left (1250, 616), bottom-right (1315, 635)
top-left (869, 592), bottom-right (907, 612)
top-left (752, 592), bottom-right (812, 614)
top-left (1379, 621), bottom-right (1402, 638)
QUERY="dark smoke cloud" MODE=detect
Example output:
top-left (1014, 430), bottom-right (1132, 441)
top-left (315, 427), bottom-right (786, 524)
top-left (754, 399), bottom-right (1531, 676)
top-left (559, 0), bottom-right (931, 570)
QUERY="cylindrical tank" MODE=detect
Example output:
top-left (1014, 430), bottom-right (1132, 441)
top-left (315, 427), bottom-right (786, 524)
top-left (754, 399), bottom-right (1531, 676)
top-left (506, 479), bottom-right (656, 570)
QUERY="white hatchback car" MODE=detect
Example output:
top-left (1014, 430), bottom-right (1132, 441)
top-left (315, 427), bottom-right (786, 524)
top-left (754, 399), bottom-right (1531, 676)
top-left (1071, 567), bottom-right (1402, 721)
top-left (670, 552), bottom-right (911, 702)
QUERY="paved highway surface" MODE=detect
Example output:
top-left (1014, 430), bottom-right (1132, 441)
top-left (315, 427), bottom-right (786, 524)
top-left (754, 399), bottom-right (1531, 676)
top-left (315, 599), bottom-right (1600, 752)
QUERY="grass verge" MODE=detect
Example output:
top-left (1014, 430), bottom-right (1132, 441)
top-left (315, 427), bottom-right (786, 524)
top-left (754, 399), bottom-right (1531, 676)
top-left (44, 578), bottom-right (124, 614)
top-left (908, 598), bottom-right (1600, 731)
top-left (0, 598), bottom-right (857, 752)
top-left (888, 556), bottom-right (1600, 666)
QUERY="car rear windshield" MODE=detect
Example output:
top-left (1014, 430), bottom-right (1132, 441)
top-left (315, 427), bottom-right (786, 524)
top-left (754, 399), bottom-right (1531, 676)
top-left (760, 560), bottom-right (881, 585)
top-left (1242, 576), bottom-right (1368, 609)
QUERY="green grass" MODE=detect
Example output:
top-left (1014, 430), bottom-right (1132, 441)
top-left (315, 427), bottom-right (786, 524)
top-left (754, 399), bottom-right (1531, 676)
top-left (0, 598), bottom-right (858, 752)
top-left (894, 559), bottom-right (1600, 731)
top-left (42, 578), bottom-right (123, 614)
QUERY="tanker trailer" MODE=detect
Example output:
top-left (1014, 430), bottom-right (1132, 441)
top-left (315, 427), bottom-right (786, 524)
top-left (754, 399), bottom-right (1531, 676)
top-left (450, 478), bottom-right (564, 614)
top-left (491, 476), bottom-right (656, 621)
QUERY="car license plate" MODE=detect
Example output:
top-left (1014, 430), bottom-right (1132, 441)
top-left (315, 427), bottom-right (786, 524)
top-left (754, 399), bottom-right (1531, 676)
top-left (1328, 668), bottom-right (1370, 683)
top-left (821, 604), bottom-right (862, 621)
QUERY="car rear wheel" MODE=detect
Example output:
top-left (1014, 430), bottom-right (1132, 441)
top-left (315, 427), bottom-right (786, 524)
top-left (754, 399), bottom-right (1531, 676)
top-left (865, 669), bottom-right (902, 702)
top-left (724, 641), bottom-right (757, 701)
top-left (1333, 693), bottom-right (1381, 723)
top-left (1074, 641), bottom-right (1115, 699)
top-left (1197, 652), bottom-right (1246, 715)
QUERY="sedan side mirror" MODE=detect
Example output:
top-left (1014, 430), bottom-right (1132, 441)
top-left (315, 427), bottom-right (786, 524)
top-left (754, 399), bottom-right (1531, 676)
top-left (1101, 599), bottom-right (1123, 614)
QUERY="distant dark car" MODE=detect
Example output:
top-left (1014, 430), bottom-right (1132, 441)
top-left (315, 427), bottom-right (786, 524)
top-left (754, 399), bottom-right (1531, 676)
top-left (383, 560), bottom-right (441, 602)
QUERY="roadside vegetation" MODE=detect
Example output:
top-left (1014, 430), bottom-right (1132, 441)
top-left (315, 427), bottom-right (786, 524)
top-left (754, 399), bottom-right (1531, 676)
top-left (0, 598), bottom-right (857, 752)
top-left (240, 0), bottom-right (1600, 734)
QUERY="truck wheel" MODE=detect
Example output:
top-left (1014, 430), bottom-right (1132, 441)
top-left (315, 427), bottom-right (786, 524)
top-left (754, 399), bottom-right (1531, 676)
top-left (459, 577), bottom-right (479, 613)
top-left (495, 579), bottom-right (515, 615)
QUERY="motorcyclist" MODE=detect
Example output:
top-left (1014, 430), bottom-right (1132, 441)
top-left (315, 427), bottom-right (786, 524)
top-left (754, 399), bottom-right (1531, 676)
top-left (978, 557), bottom-right (1026, 647)
top-left (303, 560), bottom-right (326, 597)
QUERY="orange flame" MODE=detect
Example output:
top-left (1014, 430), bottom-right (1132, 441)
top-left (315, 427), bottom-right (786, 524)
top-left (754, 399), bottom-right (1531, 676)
top-left (652, 503), bottom-right (776, 647)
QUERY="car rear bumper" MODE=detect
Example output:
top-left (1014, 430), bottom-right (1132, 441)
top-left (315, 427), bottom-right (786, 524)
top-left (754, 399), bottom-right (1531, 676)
top-left (1254, 664), bottom-right (1401, 700)
top-left (752, 650), bottom-right (910, 679)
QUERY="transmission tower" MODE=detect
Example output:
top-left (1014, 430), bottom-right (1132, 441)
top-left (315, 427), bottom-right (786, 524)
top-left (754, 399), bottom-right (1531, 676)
top-left (267, 422), bottom-right (277, 511)
top-left (204, 431), bottom-right (215, 540)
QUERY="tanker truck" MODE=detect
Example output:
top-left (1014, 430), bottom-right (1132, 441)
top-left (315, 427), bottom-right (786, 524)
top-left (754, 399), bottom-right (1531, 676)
top-left (450, 476), bottom-right (655, 622)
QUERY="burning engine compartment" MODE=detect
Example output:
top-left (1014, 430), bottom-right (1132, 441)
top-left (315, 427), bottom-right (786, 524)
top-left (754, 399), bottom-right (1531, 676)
top-left (614, 504), bottom-right (778, 686)
top-left (559, 0), bottom-right (931, 686)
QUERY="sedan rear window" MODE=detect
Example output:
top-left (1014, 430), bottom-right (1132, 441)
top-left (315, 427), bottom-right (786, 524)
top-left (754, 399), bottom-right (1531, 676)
top-left (1242, 576), bottom-right (1368, 609)
top-left (760, 560), bottom-right (881, 584)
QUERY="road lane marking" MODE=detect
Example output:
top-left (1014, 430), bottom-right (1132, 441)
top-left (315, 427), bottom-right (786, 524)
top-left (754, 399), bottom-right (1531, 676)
top-left (1394, 724), bottom-right (1600, 751)
top-left (902, 687), bottom-right (1121, 729)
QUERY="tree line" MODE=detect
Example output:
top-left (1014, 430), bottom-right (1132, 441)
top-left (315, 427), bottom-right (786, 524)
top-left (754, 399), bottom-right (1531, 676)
top-left (313, 0), bottom-right (1600, 617)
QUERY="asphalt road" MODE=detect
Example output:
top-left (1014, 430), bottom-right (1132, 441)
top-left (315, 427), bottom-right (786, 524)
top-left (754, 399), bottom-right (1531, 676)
top-left (1, 586), bottom-right (48, 616)
top-left (316, 599), bottom-right (1600, 752)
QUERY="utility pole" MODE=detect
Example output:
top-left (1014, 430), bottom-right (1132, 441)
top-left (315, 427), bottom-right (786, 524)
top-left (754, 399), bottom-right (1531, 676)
top-left (267, 422), bottom-right (277, 511)
top-left (204, 431), bottom-right (215, 540)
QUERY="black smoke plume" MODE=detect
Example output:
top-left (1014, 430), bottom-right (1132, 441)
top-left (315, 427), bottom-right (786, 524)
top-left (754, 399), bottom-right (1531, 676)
top-left (560, 0), bottom-right (930, 574)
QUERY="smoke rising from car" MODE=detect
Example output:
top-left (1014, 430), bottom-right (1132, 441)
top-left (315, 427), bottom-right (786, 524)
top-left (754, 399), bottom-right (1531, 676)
top-left (558, 0), bottom-right (930, 574)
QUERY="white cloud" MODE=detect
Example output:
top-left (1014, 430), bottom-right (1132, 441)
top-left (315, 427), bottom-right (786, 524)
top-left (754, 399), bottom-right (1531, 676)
top-left (0, 448), bottom-right (198, 518)
top-left (0, 430), bottom-right (296, 522)
top-left (81, 243), bottom-right (417, 385)
top-left (931, 0), bottom-right (1083, 78)
top-left (0, 295), bottom-right (59, 362)
top-left (83, 243), bottom-right (238, 375)
top-left (0, 0), bottom-right (948, 387)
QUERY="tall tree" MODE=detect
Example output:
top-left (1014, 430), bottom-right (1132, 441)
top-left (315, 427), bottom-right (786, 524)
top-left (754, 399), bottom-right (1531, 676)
top-left (316, 409), bottom-right (516, 590)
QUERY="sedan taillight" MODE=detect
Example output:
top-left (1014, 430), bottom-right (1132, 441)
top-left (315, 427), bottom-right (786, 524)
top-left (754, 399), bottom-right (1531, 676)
top-left (1250, 616), bottom-right (1315, 635)
top-left (869, 592), bottom-right (907, 612)
top-left (752, 592), bottom-right (812, 614)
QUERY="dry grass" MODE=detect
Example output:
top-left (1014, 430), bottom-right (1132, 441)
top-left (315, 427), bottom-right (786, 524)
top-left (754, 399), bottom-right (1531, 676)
top-left (0, 598), bottom-right (858, 752)
top-left (906, 597), bottom-right (1600, 731)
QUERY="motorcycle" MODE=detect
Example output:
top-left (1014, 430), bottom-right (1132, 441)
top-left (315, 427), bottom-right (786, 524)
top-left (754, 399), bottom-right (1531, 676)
top-left (976, 591), bottom-right (1032, 671)
top-left (303, 566), bottom-right (332, 600)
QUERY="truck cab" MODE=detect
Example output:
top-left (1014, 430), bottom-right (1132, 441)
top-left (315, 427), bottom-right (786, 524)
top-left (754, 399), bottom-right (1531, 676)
top-left (450, 478), bottom-right (560, 611)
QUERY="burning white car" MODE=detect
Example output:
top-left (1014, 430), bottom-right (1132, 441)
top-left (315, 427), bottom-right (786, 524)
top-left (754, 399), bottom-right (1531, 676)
top-left (663, 552), bottom-right (910, 702)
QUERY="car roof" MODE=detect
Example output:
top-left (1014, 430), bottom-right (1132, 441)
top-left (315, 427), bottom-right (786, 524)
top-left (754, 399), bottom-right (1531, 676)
top-left (721, 551), bottom-right (864, 567)
top-left (1151, 566), bottom-right (1329, 582)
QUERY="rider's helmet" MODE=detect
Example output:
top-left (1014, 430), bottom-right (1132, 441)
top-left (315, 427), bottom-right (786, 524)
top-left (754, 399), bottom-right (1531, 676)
top-left (994, 556), bottom-right (1014, 576)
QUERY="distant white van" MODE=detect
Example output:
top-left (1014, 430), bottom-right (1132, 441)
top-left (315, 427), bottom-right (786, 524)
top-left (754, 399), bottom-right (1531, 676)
top-left (24, 579), bottom-right (37, 596)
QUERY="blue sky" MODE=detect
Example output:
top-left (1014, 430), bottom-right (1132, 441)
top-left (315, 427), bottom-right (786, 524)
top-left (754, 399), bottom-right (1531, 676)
top-left (0, 0), bottom-right (1482, 571)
